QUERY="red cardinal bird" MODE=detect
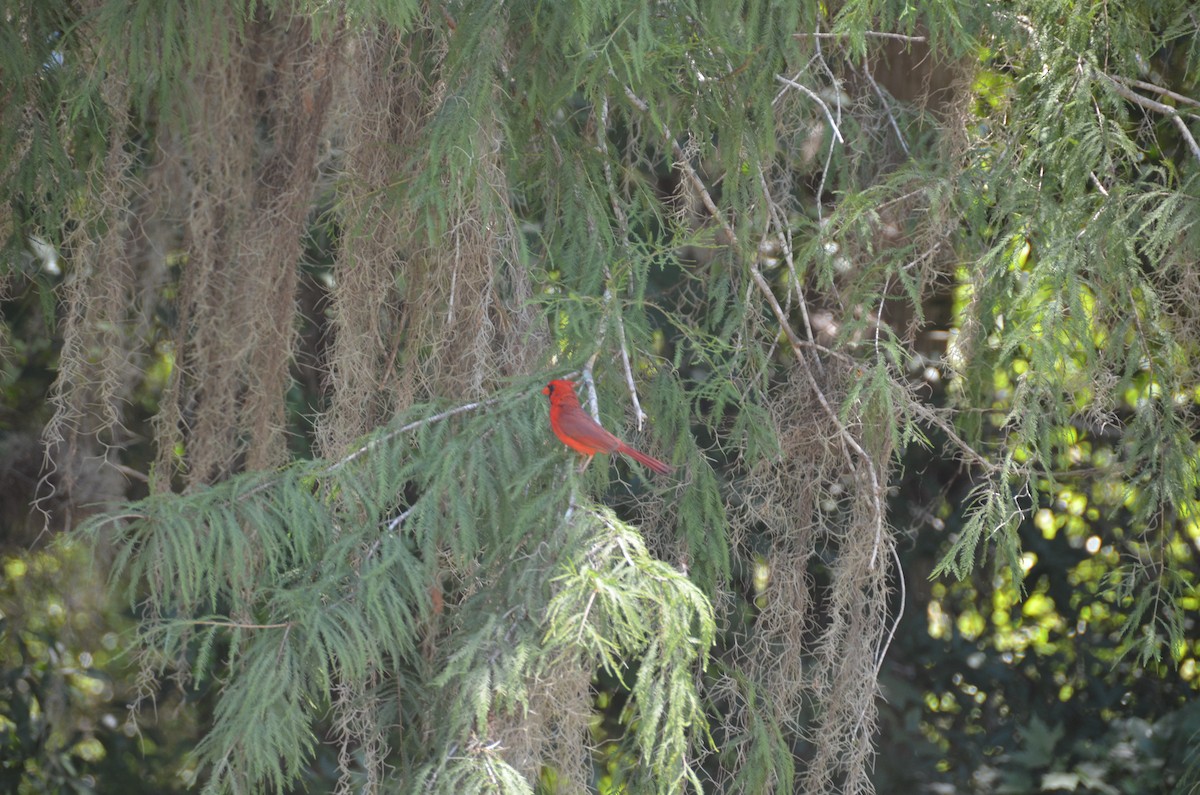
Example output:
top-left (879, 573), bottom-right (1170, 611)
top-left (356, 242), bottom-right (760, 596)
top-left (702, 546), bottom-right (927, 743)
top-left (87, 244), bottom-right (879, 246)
top-left (542, 379), bottom-right (673, 475)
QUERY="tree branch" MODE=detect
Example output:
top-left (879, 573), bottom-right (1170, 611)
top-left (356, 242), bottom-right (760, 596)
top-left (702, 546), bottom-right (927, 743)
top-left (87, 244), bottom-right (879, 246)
top-left (329, 396), bottom-right (503, 473)
top-left (1110, 74), bottom-right (1200, 110)
top-left (756, 165), bottom-right (822, 370)
top-left (792, 30), bottom-right (928, 43)
top-left (862, 65), bottom-right (910, 155)
top-left (597, 95), bottom-right (648, 430)
top-left (188, 619), bottom-right (293, 630)
top-left (1097, 71), bottom-right (1200, 163)
top-left (773, 74), bottom-right (846, 144)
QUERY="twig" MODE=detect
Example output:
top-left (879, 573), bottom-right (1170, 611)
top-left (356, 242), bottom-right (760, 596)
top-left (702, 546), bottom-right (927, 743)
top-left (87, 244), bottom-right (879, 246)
top-left (773, 74), bottom-right (845, 143)
top-left (386, 504), bottom-right (416, 532)
top-left (810, 38), bottom-right (843, 225)
top-left (169, 392), bottom-right (512, 512)
top-left (596, 95), bottom-right (648, 430)
top-left (1078, 169), bottom-right (1111, 238)
top-left (110, 462), bottom-right (151, 483)
top-left (82, 511), bottom-right (149, 530)
top-left (874, 540), bottom-right (905, 677)
top-left (1098, 71), bottom-right (1200, 163)
top-left (329, 396), bottom-right (502, 473)
top-left (756, 166), bottom-right (822, 370)
top-left (876, 186), bottom-right (929, 212)
top-left (862, 65), bottom-right (909, 155)
top-left (188, 619), bottom-right (293, 630)
top-left (1109, 74), bottom-right (1200, 109)
top-left (793, 30), bottom-right (927, 43)
top-left (906, 399), bottom-right (1002, 474)
top-left (577, 590), bottom-right (598, 644)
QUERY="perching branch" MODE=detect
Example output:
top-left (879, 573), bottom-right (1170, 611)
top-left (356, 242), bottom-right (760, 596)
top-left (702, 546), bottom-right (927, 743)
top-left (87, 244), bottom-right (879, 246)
top-left (582, 350), bottom-right (604, 421)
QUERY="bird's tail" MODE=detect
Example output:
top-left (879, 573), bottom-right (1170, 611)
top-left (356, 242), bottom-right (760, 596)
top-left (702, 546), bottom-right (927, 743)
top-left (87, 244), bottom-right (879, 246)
top-left (616, 444), bottom-right (674, 475)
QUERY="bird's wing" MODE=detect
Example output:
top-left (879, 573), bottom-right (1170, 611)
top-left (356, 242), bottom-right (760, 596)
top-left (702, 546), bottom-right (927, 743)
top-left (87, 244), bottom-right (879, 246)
top-left (553, 408), bottom-right (622, 453)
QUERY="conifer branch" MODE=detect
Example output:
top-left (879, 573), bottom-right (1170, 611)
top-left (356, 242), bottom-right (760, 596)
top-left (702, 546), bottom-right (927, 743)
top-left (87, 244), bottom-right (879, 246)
top-left (1010, 14), bottom-right (1200, 163)
top-left (213, 395), bottom-right (507, 505)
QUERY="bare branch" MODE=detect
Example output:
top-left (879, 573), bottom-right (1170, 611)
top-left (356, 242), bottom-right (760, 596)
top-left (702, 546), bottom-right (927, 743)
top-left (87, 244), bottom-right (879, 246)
top-left (862, 65), bottom-right (910, 155)
top-left (188, 619), bottom-right (293, 630)
top-left (1098, 71), bottom-right (1200, 163)
top-left (1109, 74), bottom-right (1200, 110)
top-left (579, 365), bottom-right (601, 422)
top-left (773, 74), bottom-right (846, 143)
top-left (330, 396), bottom-right (503, 472)
top-left (875, 542), bottom-right (906, 677)
top-left (756, 166), bottom-right (822, 369)
top-left (612, 307), bottom-right (647, 430)
top-left (1169, 114), bottom-right (1200, 162)
top-left (750, 262), bottom-right (890, 570)
top-left (906, 400), bottom-right (1003, 474)
top-left (793, 30), bottom-right (928, 43)
top-left (597, 95), bottom-right (648, 429)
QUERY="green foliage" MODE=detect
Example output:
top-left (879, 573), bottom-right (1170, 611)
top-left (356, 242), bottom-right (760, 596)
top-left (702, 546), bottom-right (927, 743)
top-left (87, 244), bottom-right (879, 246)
top-left (544, 508), bottom-right (715, 792)
top-left (82, 387), bottom-right (714, 793)
top-left (937, 0), bottom-right (1200, 663)
top-left (5, 0), bottom-right (1200, 791)
top-left (0, 543), bottom-right (195, 794)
